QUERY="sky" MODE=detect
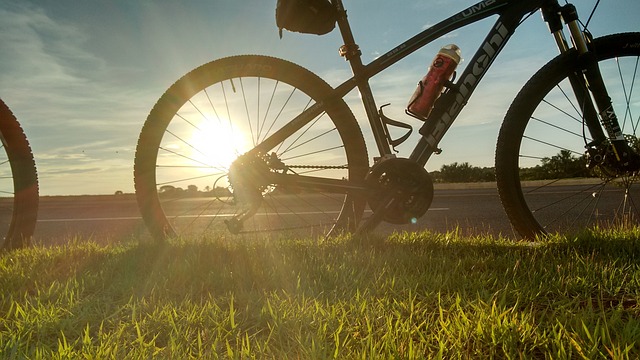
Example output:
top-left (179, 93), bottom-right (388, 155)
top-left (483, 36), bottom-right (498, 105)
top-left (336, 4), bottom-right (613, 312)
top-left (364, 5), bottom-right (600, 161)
top-left (0, 0), bottom-right (637, 196)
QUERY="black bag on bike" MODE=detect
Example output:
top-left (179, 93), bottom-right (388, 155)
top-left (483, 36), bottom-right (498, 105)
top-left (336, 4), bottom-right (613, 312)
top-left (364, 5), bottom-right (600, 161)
top-left (275, 0), bottom-right (337, 37)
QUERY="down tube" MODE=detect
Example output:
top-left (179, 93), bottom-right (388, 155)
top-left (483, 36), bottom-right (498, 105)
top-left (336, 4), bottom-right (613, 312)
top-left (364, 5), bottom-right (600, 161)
top-left (410, 18), bottom-right (518, 165)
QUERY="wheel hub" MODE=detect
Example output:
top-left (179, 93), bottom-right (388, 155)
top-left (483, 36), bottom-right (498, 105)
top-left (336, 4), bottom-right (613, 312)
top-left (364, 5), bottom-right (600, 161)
top-left (225, 153), bottom-right (278, 234)
top-left (587, 135), bottom-right (640, 179)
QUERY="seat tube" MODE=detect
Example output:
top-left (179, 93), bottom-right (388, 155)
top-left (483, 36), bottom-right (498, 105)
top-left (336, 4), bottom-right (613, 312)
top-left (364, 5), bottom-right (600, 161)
top-left (333, 0), bottom-right (394, 157)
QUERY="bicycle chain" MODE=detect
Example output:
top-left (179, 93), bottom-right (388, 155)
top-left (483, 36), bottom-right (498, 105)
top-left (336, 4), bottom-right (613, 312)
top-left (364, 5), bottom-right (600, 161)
top-left (218, 162), bottom-right (352, 234)
top-left (286, 164), bottom-right (348, 170)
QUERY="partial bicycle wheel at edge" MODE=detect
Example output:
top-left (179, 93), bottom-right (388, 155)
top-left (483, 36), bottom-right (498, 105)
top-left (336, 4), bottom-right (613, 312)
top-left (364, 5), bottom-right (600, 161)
top-left (135, 55), bottom-right (368, 241)
top-left (0, 99), bottom-right (39, 250)
top-left (496, 33), bottom-right (640, 239)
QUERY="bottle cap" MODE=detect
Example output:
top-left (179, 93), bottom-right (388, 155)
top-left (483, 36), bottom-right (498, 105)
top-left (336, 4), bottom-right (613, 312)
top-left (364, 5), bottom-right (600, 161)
top-left (439, 44), bottom-right (461, 63)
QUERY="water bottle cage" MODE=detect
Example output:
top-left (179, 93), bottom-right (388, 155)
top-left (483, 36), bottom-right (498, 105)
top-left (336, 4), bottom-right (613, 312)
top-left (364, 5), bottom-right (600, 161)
top-left (405, 71), bottom-right (458, 121)
top-left (405, 81), bottom-right (426, 119)
top-left (445, 71), bottom-right (458, 88)
top-left (379, 104), bottom-right (413, 150)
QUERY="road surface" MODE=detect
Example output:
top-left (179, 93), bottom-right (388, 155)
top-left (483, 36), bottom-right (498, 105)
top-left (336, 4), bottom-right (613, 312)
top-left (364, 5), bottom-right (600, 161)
top-left (33, 184), bottom-right (514, 245)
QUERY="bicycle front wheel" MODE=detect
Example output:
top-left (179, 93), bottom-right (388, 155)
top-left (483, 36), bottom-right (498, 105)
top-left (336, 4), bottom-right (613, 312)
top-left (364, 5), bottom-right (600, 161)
top-left (0, 99), bottom-right (39, 250)
top-left (496, 33), bottom-right (640, 239)
top-left (135, 55), bottom-right (368, 241)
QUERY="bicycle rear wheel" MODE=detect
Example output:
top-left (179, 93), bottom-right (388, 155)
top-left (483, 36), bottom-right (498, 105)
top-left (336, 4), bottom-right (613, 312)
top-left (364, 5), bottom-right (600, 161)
top-left (496, 33), bottom-right (640, 239)
top-left (0, 99), bottom-right (39, 250)
top-left (135, 55), bottom-right (368, 241)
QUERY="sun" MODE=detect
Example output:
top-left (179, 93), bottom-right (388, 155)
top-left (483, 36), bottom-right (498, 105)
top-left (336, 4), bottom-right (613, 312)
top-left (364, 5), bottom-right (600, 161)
top-left (189, 119), bottom-right (249, 173)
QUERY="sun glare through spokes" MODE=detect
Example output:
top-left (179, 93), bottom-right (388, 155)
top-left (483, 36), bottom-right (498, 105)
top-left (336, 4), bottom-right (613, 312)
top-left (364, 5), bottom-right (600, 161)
top-left (189, 117), bottom-right (249, 174)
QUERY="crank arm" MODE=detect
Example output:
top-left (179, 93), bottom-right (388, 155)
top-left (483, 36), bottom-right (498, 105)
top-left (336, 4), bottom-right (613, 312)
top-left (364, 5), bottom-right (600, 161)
top-left (354, 194), bottom-right (395, 237)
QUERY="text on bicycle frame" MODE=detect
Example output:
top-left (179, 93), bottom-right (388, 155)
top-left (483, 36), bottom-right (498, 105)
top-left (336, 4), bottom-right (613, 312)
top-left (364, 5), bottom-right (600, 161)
top-left (423, 21), bottom-right (510, 147)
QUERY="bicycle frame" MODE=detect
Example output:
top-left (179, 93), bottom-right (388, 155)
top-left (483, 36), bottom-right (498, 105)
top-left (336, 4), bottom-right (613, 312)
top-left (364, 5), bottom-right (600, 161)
top-left (252, 0), bottom-right (603, 193)
top-left (334, 0), bottom-right (558, 163)
top-left (336, 0), bottom-right (541, 159)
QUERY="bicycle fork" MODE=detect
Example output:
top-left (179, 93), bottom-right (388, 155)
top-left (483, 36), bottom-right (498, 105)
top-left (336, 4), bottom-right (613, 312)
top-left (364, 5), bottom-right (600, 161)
top-left (545, 3), bottom-right (640, 171)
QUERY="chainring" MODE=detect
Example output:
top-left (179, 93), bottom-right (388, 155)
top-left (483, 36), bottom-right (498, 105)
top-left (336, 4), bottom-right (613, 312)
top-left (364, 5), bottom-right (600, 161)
top-left (365, 158), bottom-right (434, 224)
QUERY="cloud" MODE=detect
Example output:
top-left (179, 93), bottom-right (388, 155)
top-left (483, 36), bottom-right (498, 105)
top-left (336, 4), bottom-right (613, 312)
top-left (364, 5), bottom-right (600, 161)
top-left (0, 0), bottom-right (633, 196)
top-left (0, 3), bottom-right (101, 91)
top-left (0, 1), bottom-right (153, 195)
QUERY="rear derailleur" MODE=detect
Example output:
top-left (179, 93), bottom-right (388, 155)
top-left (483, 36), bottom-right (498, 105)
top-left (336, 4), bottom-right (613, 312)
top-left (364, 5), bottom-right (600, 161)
top-left (224, 152), bottom-right (285, 234)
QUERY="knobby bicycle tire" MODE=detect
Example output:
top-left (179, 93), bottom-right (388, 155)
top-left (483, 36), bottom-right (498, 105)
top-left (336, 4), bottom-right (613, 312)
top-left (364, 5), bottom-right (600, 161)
top-left (135, 55), bottom-right (368, 241)
top-left (0, 99), bottom-right (39, 250)
top-left (496, 32), bottom-right (640, 239)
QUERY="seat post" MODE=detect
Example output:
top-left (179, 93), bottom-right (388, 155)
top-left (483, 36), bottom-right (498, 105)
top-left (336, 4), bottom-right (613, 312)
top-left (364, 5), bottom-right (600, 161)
top-left (332, 0), bottom-right (394, 157)
top-left (333, 0), bottom-right (363, 67)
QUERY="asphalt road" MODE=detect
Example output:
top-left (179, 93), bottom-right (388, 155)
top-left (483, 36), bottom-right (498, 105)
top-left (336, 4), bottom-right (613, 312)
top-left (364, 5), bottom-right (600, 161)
top-left (35, 194), bottom-right (147, 246)
top-left (381, 185), bottom-right (515, 237)
top-left (33, 185), bottom-right (514, 246)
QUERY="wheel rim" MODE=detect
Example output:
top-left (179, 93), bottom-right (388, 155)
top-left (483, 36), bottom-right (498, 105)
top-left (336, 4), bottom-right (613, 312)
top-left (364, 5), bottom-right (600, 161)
top-left (0, 131), bottom-right (17, 243)
top-left (136, 61), bottom-right (366, 240)
top-left (0, 99), bottom-right (38, 249)
top-left (512, 47), bottom-right (640, 235)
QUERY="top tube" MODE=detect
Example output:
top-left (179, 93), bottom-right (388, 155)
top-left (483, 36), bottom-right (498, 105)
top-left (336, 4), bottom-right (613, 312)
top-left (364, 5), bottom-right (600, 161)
top-left (330, 0), bottom-right (556, 159)
top-left (331, 0), bottom-right (545, 100)
top-left (363, 0), bottom-right (544, 78)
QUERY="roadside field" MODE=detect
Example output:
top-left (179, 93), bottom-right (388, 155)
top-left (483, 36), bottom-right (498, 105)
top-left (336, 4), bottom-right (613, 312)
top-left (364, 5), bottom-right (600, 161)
top-left (1, 229), bottom-right (639, 358)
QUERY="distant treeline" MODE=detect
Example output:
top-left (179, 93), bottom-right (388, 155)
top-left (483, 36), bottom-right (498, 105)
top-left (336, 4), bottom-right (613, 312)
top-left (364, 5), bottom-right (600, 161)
top-left (158, 184), bottom-right (231, 198)
top-left (159, 150), bottom-right (591, 195)
top-left (431, 149), bottom-right (590, 183)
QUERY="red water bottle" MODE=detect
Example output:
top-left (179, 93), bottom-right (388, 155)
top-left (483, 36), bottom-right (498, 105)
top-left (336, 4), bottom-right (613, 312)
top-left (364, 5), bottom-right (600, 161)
top-left (407, 44), bottom-right (461, 120)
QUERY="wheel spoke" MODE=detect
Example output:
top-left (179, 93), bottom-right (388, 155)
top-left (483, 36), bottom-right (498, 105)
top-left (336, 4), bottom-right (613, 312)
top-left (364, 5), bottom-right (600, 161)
top-left (134, 56), bottom-right (367, 241)
top-left (496, 34), bottom-right (640, 238)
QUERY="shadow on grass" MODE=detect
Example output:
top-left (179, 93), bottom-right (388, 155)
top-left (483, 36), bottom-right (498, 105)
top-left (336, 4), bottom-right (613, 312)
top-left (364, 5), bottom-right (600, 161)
top-left (5, 228), bottom-right (640, 301)
top-left (2, 228), bottom-right (639, 353)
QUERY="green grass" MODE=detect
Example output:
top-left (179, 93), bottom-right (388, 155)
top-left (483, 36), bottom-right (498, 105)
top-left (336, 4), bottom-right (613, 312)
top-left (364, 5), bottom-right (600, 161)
top-left (1, 229), bottom-right (639, 359)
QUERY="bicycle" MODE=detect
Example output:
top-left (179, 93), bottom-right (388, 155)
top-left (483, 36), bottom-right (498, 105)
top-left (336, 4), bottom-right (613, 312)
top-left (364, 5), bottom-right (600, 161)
top-left (134, 0), bottom-right (640, 241)
top-left (0, 99), bottom-right (39, 250)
